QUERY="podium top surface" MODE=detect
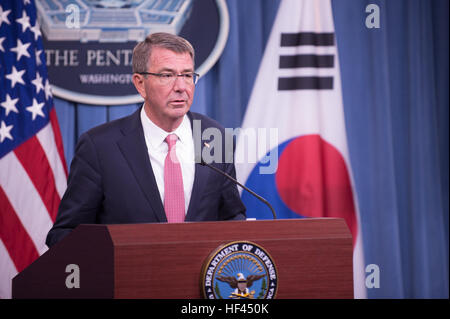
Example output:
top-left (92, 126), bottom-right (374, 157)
top-left (85, 217), bottom-right (352, 245)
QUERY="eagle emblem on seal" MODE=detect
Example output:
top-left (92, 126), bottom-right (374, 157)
top-left (217, 272), bottom-right (265, 299)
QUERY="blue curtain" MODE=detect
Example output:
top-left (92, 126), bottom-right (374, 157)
top-left (333, 0), bottom-right (448, 298)
top-left (53, 0), bottom-right (448, 298)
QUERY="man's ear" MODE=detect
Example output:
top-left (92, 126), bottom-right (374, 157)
top-left (132, 73), bottom-right (146, 99)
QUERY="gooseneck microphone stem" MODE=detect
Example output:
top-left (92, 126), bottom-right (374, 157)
top-left (200, 160), bottom-right (277, 220)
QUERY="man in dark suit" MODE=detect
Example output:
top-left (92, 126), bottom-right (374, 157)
top-left (46, 33), bottom-right (246, 247)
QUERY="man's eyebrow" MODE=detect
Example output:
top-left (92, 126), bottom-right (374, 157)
top-left (157, 67), bottom-right (195, 73)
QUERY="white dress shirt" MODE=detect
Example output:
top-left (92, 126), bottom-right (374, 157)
top-left (140, 107), bottom-right (195, 214)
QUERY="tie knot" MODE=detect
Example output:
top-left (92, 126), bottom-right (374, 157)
top-left (165, 133), bottom-right (178, 150)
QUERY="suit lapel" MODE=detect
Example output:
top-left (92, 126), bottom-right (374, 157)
top-left (186, 112), bottom-right (211, 221)
top-left (186, 163), bottom-right (210, 221)
top-left (116, 108), bottom-right (167, 222)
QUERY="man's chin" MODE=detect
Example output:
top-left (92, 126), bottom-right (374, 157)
top-left (168, 105), bottom-right (190, 117)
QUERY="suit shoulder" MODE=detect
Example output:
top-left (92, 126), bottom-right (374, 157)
top-left (81, 109), bottom-right (140, 142)
top-left (189, 111), bottom-right (225, 131)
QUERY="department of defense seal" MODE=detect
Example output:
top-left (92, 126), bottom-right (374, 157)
top-left (201, 241), bottom-right (278, 299)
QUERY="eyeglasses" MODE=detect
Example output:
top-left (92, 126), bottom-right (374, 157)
top-left (136, 72), bottom-right (199, 85)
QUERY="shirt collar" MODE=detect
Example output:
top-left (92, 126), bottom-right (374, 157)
top-left (140, 106), bottom-right (192, 150)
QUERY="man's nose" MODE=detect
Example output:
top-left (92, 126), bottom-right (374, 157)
top-left (172, 75), bottom-right (188, 91)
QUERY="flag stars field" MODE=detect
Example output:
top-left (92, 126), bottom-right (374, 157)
top-left (32, 72), bottom-right (44, 93)
top-left (1, 94), bottom-right (19, 116)
top-left (25, 98), bottom-right (45, 121)
top-left (15, 10), bottom-right (31, 33)
top-left (0, 121), bottom-right (13, 142)
top-left (10, 39), bottom-right (31, 61)
top-left (30, 22), bottom-right (41, 41)
top-left (44, 79), bottom-right (52, 100)
top-left (0, 37), bottom-right (6, 52)
top-left (0, 7), bottom-right (11, 26)
top-left (6, 66), bottom-right (26, 88)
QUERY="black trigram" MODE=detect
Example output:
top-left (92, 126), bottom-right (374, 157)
top-left (278, 32), bottom-right (335, 91)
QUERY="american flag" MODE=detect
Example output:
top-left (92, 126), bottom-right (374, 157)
top-left (0, 0), bottom-right (67, 298)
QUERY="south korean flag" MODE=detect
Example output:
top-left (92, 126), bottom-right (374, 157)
top-left (235, 0), bottom-right (366, 299)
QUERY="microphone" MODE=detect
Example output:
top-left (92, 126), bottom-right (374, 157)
top-left (199, 143), bottom-right (277, 220)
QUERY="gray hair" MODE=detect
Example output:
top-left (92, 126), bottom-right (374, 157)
top-left (132, 32), bottom-right (195, 73)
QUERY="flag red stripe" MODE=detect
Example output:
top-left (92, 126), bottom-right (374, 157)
top-left (0, 187), bottom-right (40, 272)
top-left (14, 136), bottom-right (60, 222)
top-left (49, 108), bottom-right (68, 178)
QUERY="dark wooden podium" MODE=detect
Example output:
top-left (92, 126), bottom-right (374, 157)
top-left (12, 218), bottom-right (353, 299)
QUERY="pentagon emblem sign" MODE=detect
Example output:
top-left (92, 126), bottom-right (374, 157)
top-left (201, 241), bottom-right (278, 299)
top-left (36, 0), bottom-right (229, 105)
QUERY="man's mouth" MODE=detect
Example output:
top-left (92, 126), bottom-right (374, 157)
top-left (170, 99), bottom-right (186, 106)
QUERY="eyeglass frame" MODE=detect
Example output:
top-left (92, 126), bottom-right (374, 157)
top-left (135, 71), bottom-right (200, 85)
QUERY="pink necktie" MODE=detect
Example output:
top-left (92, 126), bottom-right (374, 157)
top-left (164, 134), bottom-right (185, 223)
